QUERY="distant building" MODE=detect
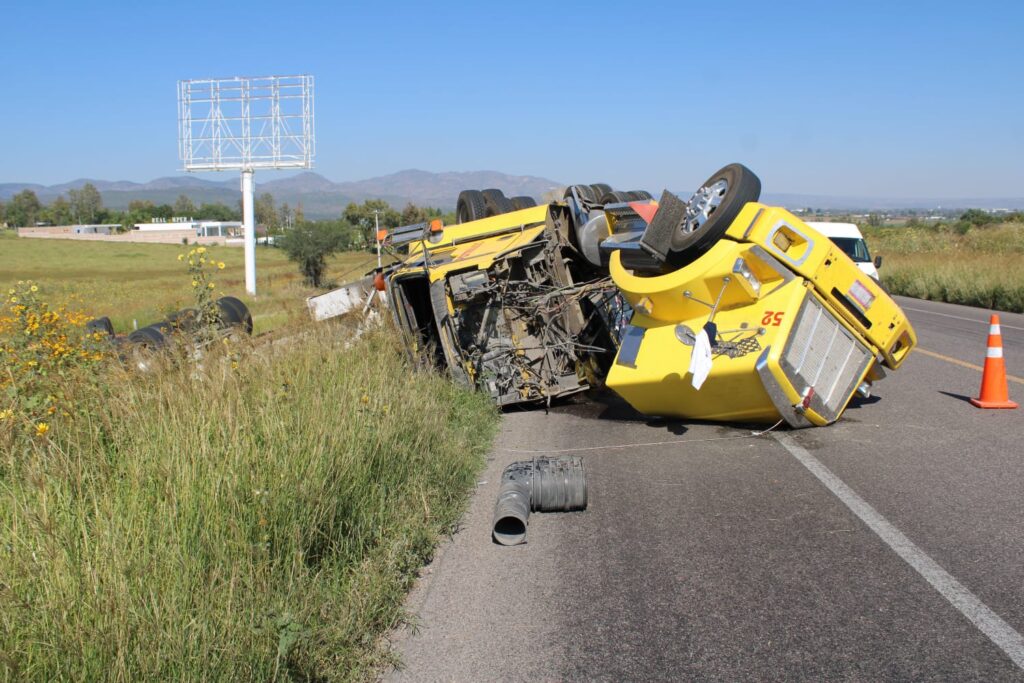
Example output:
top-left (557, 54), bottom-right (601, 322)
top-left (131, 217), bottom-right (243, 239)
top-left (133, 216), bottom-right (198, 232)
top-left (196, 221), bottom-right (242, 238)
top-left (73, 224), bottom-right (120, 235)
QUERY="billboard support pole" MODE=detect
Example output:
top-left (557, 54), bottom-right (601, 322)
top-left (242, 169), bottom-right (256, 295)
top-left (177, 74), bottom-right (316, 299)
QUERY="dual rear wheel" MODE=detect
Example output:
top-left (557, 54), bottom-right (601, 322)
top-left (456, 189), bottom-right (539, 223)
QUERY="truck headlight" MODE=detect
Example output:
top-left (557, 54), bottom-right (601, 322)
top-left (732, 258), bottom-right (761, 298)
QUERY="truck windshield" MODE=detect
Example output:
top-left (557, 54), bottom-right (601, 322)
top-left (829, 237), bottom-right (872, 263)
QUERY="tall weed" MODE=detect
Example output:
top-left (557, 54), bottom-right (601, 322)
top-left (865, 224), bottom-right (1024, 312)
top-left (0, 323), bottom-right (498, 681)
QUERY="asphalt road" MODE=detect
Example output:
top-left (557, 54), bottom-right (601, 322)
top-left (387, 297), bottom-right (1024, 682)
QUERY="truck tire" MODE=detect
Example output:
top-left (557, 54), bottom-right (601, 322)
top-left (127, 325), bottom-right (166, 348)
top-left (166, 308), bottom-right (200, 332)
top-left (216, 296), bottom-right (253, 335)
top-left (625, 190), bottom-right (654, 201)
top-left (125, 326), bottom-right (165, 372)
top-left (456, 190), bottom-right (488, 224)
top-left (667, 163), bottom-right (761, 264)
top-left (563, 184), bottom-right (597, 203)
top-left (590, 183), bottom-right (613, 199)
top-left (86, 316), bottom-right (115, 338)
top-left (599, 191), bottom-right (631, 205)
top-left (481, 189), bottom-right (515, 217)
top-left (510, 196), bottom-right (538, 210)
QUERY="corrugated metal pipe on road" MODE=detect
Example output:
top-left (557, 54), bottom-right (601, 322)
top-left (492, 457), bottom-right (587, 545)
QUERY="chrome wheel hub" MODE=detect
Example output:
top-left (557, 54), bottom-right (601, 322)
top-left (681, 178), bottom-right (728, 234)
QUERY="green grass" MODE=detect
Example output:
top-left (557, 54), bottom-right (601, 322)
top-left (0, 231), bottom-right (378, 334)
top-left (0, 323), bottom-right (499, 681)
top-left (865, 223), bottom-right (1024, 312)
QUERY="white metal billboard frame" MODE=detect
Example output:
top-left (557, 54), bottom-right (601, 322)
top-left (177, 75), bottom-right (315, 294)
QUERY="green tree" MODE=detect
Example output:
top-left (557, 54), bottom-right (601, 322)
top-left (0, 200), bottom-right (6, 226)
top-left (867, 213), bottom-right (883, 227)
top-left (195, 202), bottom-right (241, 222)
top-left (278, 221), bottom-right (348, 287)
top-left (7, 189), bottom-right (42, 227)
top-left (255, 192), bottom-right (277, 228)
top-left (343, 200), bottom-right (400, 242)
top-left (174, 194), bottom-right (197, 217)
top-left (959, 208), bottom-right (995, 227)
top-left (399, 203), bottom-right (429, 226)
top-left (68, 182), bottom-right (103, 223)
top-left (47, 196), bottom-right (74, 225)
top-left (124, 199), bottom-right (157, 228)
top-left (280, 202), bottom-right (293, 229)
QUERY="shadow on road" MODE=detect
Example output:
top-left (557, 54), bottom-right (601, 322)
top-left (938, 390), bottom-right (975, 404)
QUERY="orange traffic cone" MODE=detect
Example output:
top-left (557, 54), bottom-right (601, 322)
top-left (970, 314), bottom-right (1018, 409)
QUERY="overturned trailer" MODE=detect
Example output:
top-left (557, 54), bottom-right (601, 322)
top-left (385, 204), bottom-right (624, 405)
top-left (316, 164), bottom-right (917, 426)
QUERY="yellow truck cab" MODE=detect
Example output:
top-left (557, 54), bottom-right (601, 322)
top-left (601, 164), bottom-right (916, 427)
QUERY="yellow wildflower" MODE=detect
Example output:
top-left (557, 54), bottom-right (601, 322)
top-left (191, 280), bottom-right (199, 288)
top-left (30, 285), bottom-right (38, 292)
top-left (178, 254), bottom-right (185, 261)
top-left (217, 262), bottom-right (225, 269)
top-left (197, 247), bottom-right (207, 254)
top-left (0, 409), bottom-right (12, 420)
top-left (208, 283), bottom-right (215, 289)
top-left (35, 422), bottom-right (49, 437)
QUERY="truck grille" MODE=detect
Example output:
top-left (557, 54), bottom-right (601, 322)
top-left (779, 294), bottom-right (874, 422)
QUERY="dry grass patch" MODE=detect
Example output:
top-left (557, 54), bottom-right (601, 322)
top-left (0, 232), bottom-right (377, 334)
top-left (865, 224), bottom-right (1024, 312)
top-left (0, 321), bottom-right (498, 681)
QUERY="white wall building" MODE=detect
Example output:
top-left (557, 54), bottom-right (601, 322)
top-left (196, 221), bottom-right (242, 238)
top-left (133, 216), bottom-right (198, 232)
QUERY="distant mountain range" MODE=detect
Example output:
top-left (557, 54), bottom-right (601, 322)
top-left (2, 170), bottom-right (1023, 218)
top-left (0, 170), bottom-right (564, 219)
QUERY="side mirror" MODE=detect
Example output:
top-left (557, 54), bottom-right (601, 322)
top-left (874, 255), bottom-right (883, 268)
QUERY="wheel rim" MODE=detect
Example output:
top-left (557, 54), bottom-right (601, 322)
top-left (681, 178), bottom-right (728, 235)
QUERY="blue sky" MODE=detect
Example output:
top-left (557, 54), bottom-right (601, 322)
top-left (2, 0), bottom-right (1022, 198)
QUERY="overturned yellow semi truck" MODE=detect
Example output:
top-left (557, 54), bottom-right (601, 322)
top-left (315, 164), bottom-right (916, 427)
top-left (600, 164), bottom-right (915, 427)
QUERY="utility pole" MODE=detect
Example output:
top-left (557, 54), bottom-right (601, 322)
top-left (241, 169), bottom-right (256, 295)
top-left (373, 208), bottom-right (383, 269)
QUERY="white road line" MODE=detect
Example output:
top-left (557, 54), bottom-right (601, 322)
top-left (901, 305), bottom-right (1024, 332)
top-left (773, 432), bottom-right (1024, 670)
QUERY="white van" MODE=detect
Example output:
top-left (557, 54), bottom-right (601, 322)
top-left (805, 222), bottom-right (882, 280)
